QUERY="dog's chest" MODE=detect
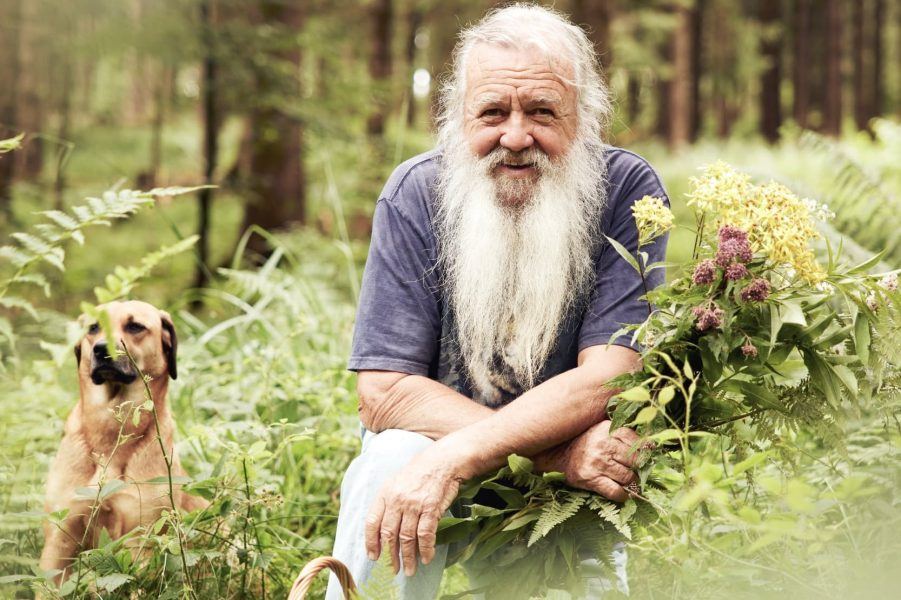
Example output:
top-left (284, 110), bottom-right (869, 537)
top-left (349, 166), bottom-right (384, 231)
top-left (88, 455), bottom-right (173, 537)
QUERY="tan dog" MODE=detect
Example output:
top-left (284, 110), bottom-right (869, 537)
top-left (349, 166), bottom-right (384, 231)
top-left (40, 300), bottom-right (205, 580)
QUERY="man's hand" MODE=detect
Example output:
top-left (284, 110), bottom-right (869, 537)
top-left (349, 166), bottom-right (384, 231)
top-left (364, 447), bottom-right (463, 576)
top-left (542, 420), bottom-right (642, 502)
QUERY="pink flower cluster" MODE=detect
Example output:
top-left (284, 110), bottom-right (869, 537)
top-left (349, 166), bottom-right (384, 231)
top-left (741, 278), bottom-right (771, 302)
top-left (715, 226), bottom-right (753, 270)
top-left (692, 259), bottom-right (717, 285)
top-left (692, 304), bottom-right (725, 331)
top-left (741, 340), bottom-right (758, 358)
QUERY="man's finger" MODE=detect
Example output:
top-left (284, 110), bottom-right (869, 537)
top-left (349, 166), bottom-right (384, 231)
top-left (609, 437), bottom-right (642, 469)
top-left (611, 426), bottom-right (639, 445)
top-left (417, 509), bottom-right (439, 566)
top-left (602, 460), bottom-right (637, 486)
top-left (379, 505), bottom-right (403, 574)
top-left (364, 496), bottom-right (386, 561)
top-left (592, 475), bottom-right (628, 503)
top-left (398, 509), bottom-right (421, 577)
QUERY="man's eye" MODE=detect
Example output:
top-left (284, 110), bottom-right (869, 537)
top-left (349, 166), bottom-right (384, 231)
top-left (88, 323), bottom-right (100, 335)
top-left (533, 108), bottom-right (555, 117)
top-left (125, 322), bottom-right (146, 334)
top-left (481, 108), bottom-right (504, 118)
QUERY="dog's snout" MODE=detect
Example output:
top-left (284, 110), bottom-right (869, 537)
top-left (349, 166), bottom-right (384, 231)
top-left (93, 341), bottom-right (110, 359)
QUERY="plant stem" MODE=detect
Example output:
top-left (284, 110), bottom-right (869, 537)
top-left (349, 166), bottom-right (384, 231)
top-left (125, 345), bottom-right (195, 599)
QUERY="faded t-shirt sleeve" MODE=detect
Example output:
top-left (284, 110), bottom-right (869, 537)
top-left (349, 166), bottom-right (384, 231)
top-left (578, 152), bottom-right (670, 352)
top-left (348, 196), bottom-right (441, 375)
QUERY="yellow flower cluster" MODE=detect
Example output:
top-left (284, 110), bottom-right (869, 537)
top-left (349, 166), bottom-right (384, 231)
top-left (632, 195), bottom-right (674, 246)
top-left (687, 161), bottom-right (825, 282)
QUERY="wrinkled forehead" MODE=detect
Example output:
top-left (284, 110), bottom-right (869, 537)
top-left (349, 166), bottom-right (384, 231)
top-left (463, 43), bottom-right (576, 105)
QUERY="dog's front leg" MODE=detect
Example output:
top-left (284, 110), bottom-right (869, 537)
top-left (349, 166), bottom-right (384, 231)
top-left (39, 502), bottom-right (91, 585)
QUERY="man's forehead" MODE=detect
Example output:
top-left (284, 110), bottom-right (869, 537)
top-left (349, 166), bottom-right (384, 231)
top-left (464, 44), bottom-right (575, 99)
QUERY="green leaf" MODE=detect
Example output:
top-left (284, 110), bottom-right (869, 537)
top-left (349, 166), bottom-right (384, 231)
top-left (779, 300), bottom-right (807, 328)
top-left (830, 364), bottom-right (859, 398)
top-left (603, 235), bottom-right (640, 273)
top-left (649, 428), bottom-right (683, 443)
top-left (146, 475), bottom-right (192, 485)
top-left (631, 406), bottom-right (658, 425)
top-left (854, 313), bottom-right (871, 365)
top-left (98, 479), bottom-right (127, 500)
top-left (507, 454), bottom-right (534, 475)
top-left (657, 385), bottom-right (676, 406)
top-left (501, 511), bottom-right (541, 531)
top-left (617, 386), bottom-right (651, 402)
top-left (733, 451), bottom-right (771, 475)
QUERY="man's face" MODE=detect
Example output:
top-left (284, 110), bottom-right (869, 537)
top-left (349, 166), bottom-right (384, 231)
top-left (462, 44), bottom-right (579, 196)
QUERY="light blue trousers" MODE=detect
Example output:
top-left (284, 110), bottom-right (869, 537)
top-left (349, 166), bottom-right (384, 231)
top-left (326, 428), bottom-right (628, 599)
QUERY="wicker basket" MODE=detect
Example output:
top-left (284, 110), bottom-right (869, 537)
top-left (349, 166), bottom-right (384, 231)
top-left (288, 556), bottom-right (357, 600)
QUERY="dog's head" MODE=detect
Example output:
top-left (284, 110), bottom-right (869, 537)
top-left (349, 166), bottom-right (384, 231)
top-left (75, 301), bottom-right (178, 387)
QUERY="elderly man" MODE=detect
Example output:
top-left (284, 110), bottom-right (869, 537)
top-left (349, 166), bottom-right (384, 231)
top-left (327, 4), bottom-right (668, 598)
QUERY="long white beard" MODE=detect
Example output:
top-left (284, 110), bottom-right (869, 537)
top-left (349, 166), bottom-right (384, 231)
top-left (435, 132), bottom-right (607, 406)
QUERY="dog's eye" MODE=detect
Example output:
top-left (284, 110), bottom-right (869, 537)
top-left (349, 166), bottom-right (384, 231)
top-left (88, 323), bottom-right (100, 335)
top-left (125, 322), bottom-right (146, 334)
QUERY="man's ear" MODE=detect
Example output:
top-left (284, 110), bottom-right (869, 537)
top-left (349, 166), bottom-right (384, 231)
top-left (160, 310), bottom-right (178, 380)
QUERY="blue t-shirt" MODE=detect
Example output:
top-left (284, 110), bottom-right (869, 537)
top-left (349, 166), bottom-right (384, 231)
top-left (348, 146), bottom-right (669, 405)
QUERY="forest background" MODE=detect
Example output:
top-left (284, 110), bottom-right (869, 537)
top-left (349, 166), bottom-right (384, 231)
top-left (1, 0), bottom-right (900, 598)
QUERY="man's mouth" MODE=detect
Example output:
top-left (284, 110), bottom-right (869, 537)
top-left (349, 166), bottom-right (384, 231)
top-left (496, 162), bottom-right (537, 177)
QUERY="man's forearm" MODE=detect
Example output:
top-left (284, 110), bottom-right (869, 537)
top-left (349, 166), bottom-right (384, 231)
top-left (433, 345), bottom-right (639, 480)
top-left (361, 373), bottom-right (494, 440)
top-left (360, 345), bottom-right (639, 477)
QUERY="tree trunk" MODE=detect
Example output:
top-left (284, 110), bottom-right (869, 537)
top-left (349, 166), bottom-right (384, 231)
top-left (793, 0), bottom-right (811, 128)
top-left (668, 4), bottom-right (692, 148)
top-left (0, 0), bottom-right (23, 219)
top-left (689, 0), bottom-right (704, 141)
top-left (759, 0), bottom-right (783, 143)
top-left (16, 0), bottom-right (44, 180)
top-left (367, 0), bottom-right (393, 137)
top-left (872, 0), bottom-right (884, 118)
top-left (195, 0), bottom-right (219, 290)
top-left (54, 61), bottom-right (74, 210)
top-left (572, 0), bottom-right (614, 76)
top-left (710, 0), bottom-right (736, 138)
top-left (626, 73), bottom-right (641, 125)
top-left (822, 0), bottom-right (843, 136)
top-left (406, 8), bottom-right (422, 127)
top-left (241, 0), bottom-right (306, 258)
top-left (147, 65), bottom-right (170, 188)
top-left (851, 0), bottom-right (869, 133)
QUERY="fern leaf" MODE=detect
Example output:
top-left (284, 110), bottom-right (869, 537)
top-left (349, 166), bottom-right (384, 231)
top-left (11, 232), bottom-right (53, 257)
top-left (357, 554), bottom-right (399, 600)
top-left (40, 210), bottom-right (80, 230)
top-left (0, 246), bottom-right (33, 268)
top-left (9, 273), bottom-right (50, 296)
top-left (589, 497), bottom-right (633, 540)
top-left (528, 495), bottom-right (586, 547)
top-left (0, 297), bottom-right (39, 319)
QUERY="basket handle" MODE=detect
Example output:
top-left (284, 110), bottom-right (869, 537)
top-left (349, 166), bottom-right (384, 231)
top-left (288, 556), bottom-right (358, 600)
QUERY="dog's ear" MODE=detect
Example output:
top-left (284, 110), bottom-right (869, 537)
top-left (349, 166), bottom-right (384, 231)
top-left (74, 341), bottom-right (82, 368)
top-left (160, 310), bottom-right (178, 380)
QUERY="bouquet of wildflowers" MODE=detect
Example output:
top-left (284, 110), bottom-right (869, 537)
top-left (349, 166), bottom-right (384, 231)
top-left (438, 162), bottom-right (900, 598)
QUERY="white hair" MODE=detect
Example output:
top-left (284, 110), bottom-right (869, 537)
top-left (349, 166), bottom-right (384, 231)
top-left (436, 2), bottom-right (612, 149)
top-left (431, 5), bottom-right (611, 404)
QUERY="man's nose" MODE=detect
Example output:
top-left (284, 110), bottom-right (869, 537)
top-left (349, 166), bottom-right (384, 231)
top-left (499, 113), bottom-right (534, 152)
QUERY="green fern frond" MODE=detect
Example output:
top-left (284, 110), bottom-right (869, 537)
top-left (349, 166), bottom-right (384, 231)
top-left (357, 554), bottom-right (399, 600)
top-left (528, 495), bottom-right (586, 547)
